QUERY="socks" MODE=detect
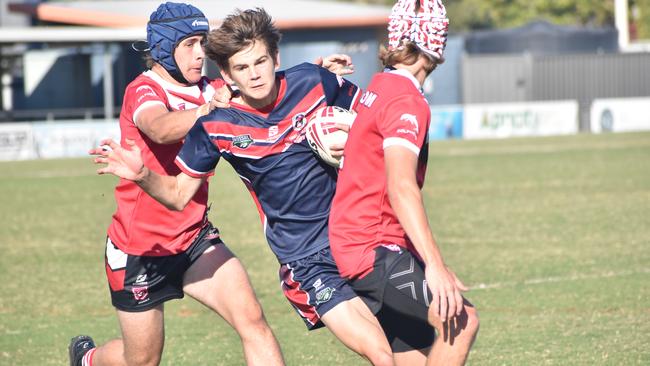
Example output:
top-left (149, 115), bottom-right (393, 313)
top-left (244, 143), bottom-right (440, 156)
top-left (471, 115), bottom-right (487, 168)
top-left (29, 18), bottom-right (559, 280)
top-left (82, 348), bottom-right (96, 366)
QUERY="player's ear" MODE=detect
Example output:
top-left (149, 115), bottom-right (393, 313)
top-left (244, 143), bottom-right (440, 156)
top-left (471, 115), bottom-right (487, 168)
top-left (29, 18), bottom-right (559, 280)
top-left (274, 52), bottom-right (280, 71)
top-left (220, 67), bottom-right (235, 86)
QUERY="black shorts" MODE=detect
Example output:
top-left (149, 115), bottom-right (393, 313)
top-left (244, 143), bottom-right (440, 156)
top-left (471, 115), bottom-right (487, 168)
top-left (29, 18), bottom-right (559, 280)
top-left (105, 222), bottom-right (225, 312)
top-left (350, 245), bottom-right (435, 352)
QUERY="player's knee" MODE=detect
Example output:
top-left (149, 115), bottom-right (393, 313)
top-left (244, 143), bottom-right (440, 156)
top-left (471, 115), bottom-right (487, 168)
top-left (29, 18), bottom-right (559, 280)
top-left (464, 305), bottom-right (480, 340)
top-left (365, 348), bottom-right (394, 366)
top-left (125, 348), bottom-right (162, 366)
top-left (233, 300), bottom-right (268, 332)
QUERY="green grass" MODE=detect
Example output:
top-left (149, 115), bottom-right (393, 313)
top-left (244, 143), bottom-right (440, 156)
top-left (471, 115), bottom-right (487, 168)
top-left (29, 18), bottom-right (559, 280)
top-left (0, 132), bottom-right (648, 365)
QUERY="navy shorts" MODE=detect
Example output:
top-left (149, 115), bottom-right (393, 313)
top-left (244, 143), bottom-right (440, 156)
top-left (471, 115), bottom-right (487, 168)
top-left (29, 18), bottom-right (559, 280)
top-left (279, 247), bottom-right (357, 330)
top-left (351, 245), bottom-right (436, 352)
top-left (105, 222), bottom-right (225, 312)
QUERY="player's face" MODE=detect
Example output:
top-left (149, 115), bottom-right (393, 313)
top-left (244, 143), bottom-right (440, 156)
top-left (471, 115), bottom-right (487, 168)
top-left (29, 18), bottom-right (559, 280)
top-left (221, 40), bottom-right (279, 109)
top-left (173, 35), bottom-right (205, 85)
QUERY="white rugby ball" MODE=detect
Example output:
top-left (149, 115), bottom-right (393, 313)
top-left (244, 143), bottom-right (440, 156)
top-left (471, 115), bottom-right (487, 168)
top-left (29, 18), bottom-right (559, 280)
top-left (305, 106), bottom-right (356, 168)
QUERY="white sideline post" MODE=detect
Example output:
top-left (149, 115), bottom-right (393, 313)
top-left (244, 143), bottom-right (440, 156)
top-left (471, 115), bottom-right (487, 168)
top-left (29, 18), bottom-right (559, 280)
top-left (615, 0), bottom-right (629, 51)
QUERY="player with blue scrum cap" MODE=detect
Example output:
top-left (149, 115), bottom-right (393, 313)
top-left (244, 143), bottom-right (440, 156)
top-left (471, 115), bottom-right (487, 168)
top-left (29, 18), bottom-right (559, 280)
top-left (90, 7), bottom-right (405, 366)
top-left (68, 3), bottom-right (284, 366)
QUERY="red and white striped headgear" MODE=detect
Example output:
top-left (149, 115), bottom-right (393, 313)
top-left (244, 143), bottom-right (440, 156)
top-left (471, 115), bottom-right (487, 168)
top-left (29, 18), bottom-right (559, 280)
top-left (387, 0), bottom-right (449, 60)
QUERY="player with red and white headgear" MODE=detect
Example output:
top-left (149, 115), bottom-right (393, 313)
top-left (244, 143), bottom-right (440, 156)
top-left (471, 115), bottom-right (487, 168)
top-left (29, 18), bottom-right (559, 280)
top-left (330, 0), bottom-right (479, 364)
top-left (387, 0), bottom-right (449, 61)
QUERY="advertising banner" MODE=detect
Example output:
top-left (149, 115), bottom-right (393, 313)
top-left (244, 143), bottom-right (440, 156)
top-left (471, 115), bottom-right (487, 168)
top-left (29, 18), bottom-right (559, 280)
top-left (0, 123), bottom-right (36, 161)
top-left (429, 105), bottom-right (463, 140)
top-left (590, 97), bottom-right (650, 133)
top-left (464, 101), bottom-right (578, 139)
top-left (31, 120), bottom-right (120, 159)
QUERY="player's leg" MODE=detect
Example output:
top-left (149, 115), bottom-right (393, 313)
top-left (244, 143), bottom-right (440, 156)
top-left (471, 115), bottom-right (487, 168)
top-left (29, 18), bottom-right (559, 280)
top-left (425, 299), bottom-right (479, 366)
top-left (320, 297), bottom-right (394, 366)
top-left (91, 306), bottom-right (165, 366)
top-left (182, 224), bottom-right (284, 366)
top-left (71, 238), bottom-right (178, 366)
top-left (280, 247), bottom-right (393, 366)
top-left (376, 246), bottom-right (479, 366)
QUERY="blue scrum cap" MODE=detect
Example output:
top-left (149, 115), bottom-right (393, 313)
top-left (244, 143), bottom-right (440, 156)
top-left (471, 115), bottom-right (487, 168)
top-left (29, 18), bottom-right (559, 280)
top-left (146, 2), bottom-right (210, 84)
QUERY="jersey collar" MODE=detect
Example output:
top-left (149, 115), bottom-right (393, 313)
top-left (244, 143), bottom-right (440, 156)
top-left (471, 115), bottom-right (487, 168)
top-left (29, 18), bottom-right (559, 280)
top-left (384, 67), bottom-right (423, 94)
top-left (143, 70), bottom-right (204, 97)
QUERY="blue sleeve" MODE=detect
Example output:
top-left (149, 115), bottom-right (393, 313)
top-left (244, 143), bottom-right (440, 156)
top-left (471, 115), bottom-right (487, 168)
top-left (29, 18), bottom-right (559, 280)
top-left (318, 66), bottom-right (360, 110)
top-left (176, 118), bottom-right (221, 177)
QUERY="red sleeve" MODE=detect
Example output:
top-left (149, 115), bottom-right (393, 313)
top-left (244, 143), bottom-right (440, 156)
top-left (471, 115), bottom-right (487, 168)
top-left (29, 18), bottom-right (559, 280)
top-left (378, 96), bottom-right (430, 155)
top-left (128, 77), bottom-right (168, 124)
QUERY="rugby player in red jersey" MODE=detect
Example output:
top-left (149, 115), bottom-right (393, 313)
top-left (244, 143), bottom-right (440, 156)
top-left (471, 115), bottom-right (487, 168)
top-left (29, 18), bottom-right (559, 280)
top-left (69, 3), bottom-right (283, 366)
top-left (329, 1), bottom-right (479, 365)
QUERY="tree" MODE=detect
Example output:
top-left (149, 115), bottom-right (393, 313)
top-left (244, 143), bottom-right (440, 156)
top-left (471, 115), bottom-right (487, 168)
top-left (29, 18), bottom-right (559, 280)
top-left (348, 0), bottom-right (615, 32)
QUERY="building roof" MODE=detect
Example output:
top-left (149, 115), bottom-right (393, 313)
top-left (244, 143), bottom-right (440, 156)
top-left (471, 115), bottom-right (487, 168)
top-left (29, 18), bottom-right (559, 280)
top-left (8, 0), bottom-right (391, 29)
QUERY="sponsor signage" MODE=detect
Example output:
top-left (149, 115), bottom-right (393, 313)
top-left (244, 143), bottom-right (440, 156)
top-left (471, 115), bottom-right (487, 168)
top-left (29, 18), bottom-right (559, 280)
top-left (429, 105), bottom-right (463, 140)
top-left (463, 101), bottom-right (578, 139)
top-left (31, 121), bottom-right (120, 159)
top-left (590, 97), bottom-right (650, 133)
top-left (0, 123), bottom-right (36, 160)
top-left (0, 120), bottom-right (120, 161)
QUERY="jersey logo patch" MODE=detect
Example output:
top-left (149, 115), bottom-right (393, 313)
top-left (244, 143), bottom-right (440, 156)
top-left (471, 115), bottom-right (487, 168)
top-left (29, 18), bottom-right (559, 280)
top-left (233, 134), bottom-right (254, 149)
top-left (268, 125), bottom-right (279, 139)
top-left (400, 113), bottom-right (419, 134)
top-left (132, 286), bottom-right (149, 302)
top-left (315, 287), bottom-right (336, 305)
top-left (292, 113), bottom-right (307, 130)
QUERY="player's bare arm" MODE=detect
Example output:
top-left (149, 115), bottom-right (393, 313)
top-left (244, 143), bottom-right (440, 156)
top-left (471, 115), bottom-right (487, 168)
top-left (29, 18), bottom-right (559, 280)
top-left (90, 139), bottom-right (204, 211)
top-left (135, 85), bottom-right (232, 144)
top-left (384, 145), bottom-right (467, 323)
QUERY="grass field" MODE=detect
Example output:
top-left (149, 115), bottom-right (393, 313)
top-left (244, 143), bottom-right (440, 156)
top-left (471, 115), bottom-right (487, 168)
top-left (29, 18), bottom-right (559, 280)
top-left (0, 131), bottom-right (648, 365)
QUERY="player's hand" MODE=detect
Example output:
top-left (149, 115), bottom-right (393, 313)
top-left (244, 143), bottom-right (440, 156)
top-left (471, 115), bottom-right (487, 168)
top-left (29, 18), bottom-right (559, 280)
top-left (212, 84), bottom-right (232, 108)
top-left (315, 54), bottom-right (355, 76)
top-left (195, 84), bottom-right (233, 118)
top-left (329, 122), bottom-right (350, 159)
top-left (425, 264), bottom-right (468, 323)
top-left (89, 139), bottom-right (147, 181)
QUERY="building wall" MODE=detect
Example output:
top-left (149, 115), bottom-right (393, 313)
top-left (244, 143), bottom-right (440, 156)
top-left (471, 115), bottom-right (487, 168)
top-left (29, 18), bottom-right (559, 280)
top-left (461, 52), bottom-right (650, 130)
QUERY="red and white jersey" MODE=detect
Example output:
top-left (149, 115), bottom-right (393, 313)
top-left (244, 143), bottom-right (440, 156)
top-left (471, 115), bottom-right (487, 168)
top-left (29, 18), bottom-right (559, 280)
top-left (108, 70), bottom-right (226, 256)
top-left (329, 68), bottom-right (430, 279)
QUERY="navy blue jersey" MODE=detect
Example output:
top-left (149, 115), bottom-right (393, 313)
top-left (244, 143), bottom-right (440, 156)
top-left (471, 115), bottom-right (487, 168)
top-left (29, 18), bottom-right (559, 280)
top-left (176, 63), bottom-right (360, 263)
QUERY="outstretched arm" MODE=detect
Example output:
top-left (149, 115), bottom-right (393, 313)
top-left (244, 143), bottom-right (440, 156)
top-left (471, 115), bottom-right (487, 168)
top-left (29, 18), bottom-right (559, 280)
top-left (385, 145), bottom-right (467, 323)
top-left (136, 84), bottom-right (232, 144)
top-left (90, 139), bottom-right (204, 211)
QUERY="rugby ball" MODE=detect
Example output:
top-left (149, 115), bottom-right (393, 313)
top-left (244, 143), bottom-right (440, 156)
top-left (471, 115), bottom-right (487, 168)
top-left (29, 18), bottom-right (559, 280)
top-left (305, 106), bottom-right (356, 168)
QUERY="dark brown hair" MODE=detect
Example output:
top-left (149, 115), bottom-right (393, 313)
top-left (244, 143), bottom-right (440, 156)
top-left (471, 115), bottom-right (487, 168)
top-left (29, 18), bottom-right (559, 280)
top-left (205, 8), bottom-right (281, 70)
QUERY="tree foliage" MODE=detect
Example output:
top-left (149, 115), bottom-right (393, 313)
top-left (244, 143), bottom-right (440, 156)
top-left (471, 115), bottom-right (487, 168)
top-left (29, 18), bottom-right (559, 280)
top-left (357, 0), bottom-right (615, 31)
top-left (630, 0), bottom-right (650, 40)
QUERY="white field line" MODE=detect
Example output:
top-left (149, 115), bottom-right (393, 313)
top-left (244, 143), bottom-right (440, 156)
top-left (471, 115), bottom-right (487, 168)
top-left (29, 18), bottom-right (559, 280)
top-left (470, 267), bottom-right (650, 291)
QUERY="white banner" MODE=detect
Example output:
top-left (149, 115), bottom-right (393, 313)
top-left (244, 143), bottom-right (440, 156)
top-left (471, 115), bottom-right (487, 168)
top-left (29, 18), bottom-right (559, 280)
top-left (590, 97), bottom-right (650, 133)
top-left (0, 123), bottom-right (36, 161)
top-left (31, 120), bottom-right (120, 159)
top-left (463, 101), bottom-right (578, 139)
top-left (0, 120), bottom-right (120, 161)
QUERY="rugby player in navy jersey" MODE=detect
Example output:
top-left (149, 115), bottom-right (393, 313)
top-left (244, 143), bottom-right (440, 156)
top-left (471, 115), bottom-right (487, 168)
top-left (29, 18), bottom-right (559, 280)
top-left (91, 7), bottom-right (396, 366)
